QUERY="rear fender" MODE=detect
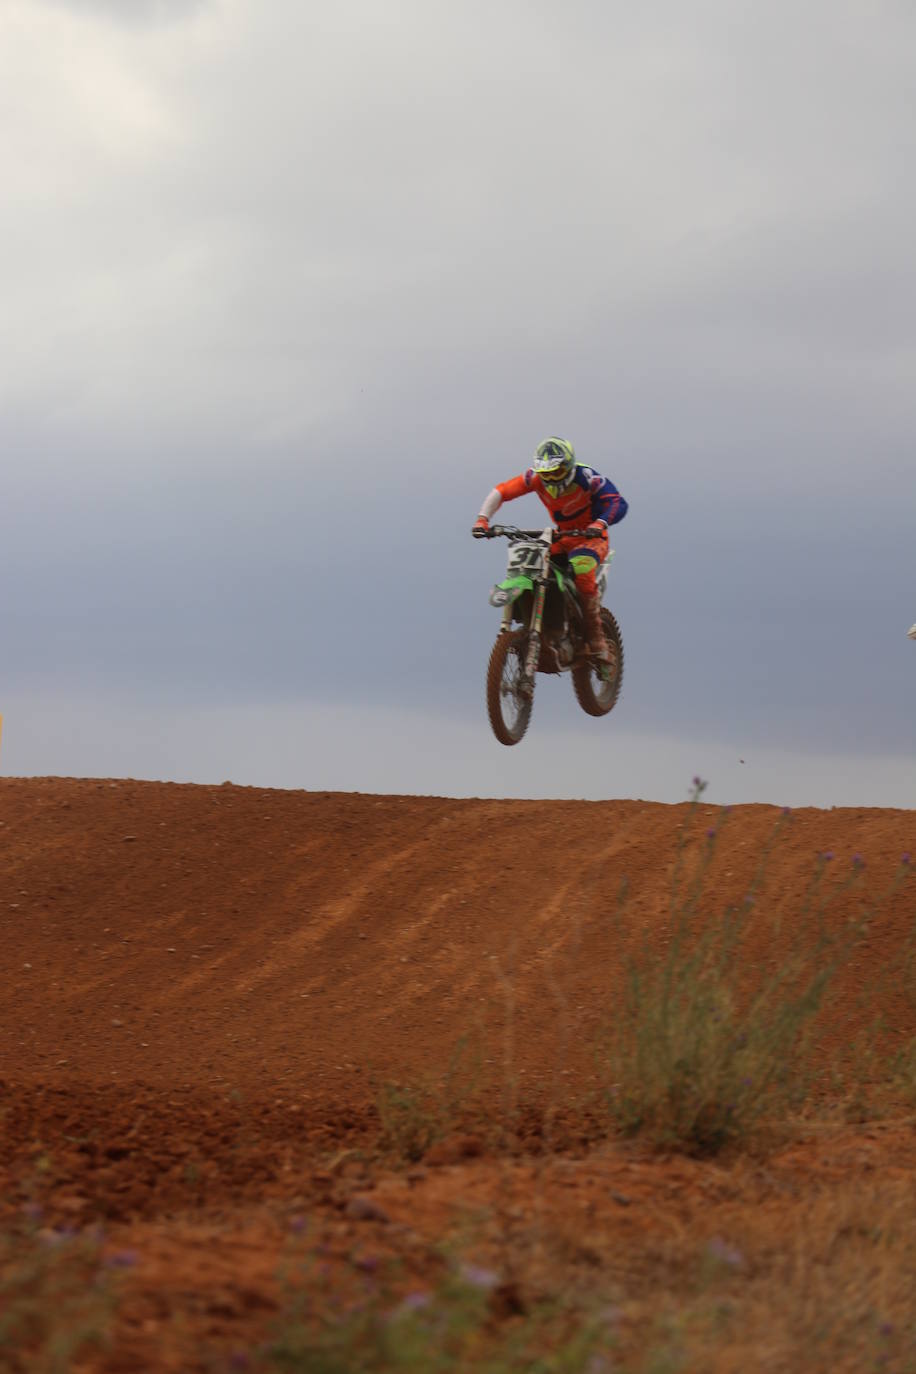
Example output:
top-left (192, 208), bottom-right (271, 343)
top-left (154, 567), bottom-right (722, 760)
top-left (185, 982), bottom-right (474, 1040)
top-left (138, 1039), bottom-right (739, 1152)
top-left (596, 549), bottom-right (616, 601)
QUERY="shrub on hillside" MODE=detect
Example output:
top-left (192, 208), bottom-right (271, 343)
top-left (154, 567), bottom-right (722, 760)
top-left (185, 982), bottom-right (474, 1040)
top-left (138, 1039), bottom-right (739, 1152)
top-left (375, 1035), bottom-right (483, 1162)
top-left (599, 783), bottom-right (861, 1153)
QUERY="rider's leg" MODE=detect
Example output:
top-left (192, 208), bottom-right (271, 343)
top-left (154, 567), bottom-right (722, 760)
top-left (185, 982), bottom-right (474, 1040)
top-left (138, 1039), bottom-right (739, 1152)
top-left (567, 541), bottom-right (613, 663)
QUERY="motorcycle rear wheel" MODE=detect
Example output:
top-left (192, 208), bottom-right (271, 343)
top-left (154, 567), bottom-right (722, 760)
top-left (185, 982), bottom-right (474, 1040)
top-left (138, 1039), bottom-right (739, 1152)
top-left (572, 608), bottom-right (623, 717)
top-left (486, 628), bottom-right (534, 745)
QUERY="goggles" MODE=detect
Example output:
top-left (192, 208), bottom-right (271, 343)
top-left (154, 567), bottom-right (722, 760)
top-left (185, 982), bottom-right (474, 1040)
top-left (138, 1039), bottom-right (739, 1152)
top-left (536, 463), bottom-right (571, 482)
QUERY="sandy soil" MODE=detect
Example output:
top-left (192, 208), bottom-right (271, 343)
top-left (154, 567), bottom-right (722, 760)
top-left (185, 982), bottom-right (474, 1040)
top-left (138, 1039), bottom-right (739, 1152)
top-left (1, 777), bottom-right (915, 1372)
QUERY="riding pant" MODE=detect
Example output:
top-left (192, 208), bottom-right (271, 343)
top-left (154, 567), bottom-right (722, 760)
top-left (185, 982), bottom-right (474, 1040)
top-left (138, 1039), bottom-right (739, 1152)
top-left (551, 530), bottom-right (608, 598)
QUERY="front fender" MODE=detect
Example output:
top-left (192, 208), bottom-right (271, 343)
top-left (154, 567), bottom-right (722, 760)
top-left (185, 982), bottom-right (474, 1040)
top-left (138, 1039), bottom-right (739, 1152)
top-left (489, 575), bottom-right (532, 608)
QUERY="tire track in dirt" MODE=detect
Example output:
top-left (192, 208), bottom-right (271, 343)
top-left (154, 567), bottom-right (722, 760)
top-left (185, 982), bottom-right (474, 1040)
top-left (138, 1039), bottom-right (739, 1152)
top-left (0, 779), bottom-right (914, 1093)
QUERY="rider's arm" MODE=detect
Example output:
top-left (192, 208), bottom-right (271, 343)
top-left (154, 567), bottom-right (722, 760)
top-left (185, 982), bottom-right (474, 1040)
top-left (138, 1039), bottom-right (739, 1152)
top-left (478, 472), bottom-right (531, 521)
top-left (587, 472), bottom-right (628, 528)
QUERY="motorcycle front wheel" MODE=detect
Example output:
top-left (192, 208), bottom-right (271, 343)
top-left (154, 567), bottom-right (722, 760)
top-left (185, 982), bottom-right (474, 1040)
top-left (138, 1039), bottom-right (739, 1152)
top-left (572, 608), bottom-right (623, 717)
top-left (486, 628), bottom-right (534, 745)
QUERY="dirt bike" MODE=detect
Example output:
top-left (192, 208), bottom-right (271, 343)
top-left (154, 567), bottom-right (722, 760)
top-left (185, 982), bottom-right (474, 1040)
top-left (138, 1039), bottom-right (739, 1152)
top-left (477, 524), bottom-right (624, 746)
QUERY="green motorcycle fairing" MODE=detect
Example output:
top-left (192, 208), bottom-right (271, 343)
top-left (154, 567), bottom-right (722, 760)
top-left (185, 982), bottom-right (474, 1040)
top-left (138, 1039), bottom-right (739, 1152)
top-left (489, 565), bottom-right (566, 609)
top-left (489, 575), bottom-right (531, 608)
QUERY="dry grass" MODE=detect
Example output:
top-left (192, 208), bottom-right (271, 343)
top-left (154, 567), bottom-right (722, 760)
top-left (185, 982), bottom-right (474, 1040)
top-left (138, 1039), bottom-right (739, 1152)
top-left (613, 1177), bottom-right (916, 1373)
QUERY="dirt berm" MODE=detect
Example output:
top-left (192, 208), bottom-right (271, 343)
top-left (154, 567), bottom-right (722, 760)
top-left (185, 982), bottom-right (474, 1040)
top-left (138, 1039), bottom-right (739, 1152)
top-left (1, 777), bottom-right (915, 1373)
top-left (2, 777), bottom-right (914, 1093)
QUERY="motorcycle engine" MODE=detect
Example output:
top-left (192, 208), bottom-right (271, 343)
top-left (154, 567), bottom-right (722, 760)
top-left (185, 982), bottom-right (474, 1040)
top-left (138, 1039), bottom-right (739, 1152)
top-left (553, 635), bottom-right (574, 668)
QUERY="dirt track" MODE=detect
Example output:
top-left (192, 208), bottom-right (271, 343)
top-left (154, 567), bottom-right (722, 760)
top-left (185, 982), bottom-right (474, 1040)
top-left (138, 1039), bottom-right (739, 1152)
top-left (2, 777), bottom-right (916, 1372)
top-left (4, 777), bottom-right (915, 1091)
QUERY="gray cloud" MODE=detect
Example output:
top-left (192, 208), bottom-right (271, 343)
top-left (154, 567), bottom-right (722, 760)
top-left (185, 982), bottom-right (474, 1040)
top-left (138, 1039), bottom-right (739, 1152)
top-left (2, 0), bottom-right (915, 796)
top-left (37, 0), bottom-right (209, 25)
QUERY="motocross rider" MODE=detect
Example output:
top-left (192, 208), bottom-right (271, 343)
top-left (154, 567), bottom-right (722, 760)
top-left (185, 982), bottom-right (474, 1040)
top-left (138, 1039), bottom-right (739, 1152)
top-left (472, 437), bottom-right (628, 663)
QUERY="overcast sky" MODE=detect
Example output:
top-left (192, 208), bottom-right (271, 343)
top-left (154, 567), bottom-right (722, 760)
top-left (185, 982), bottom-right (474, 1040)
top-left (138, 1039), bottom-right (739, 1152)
top-left (1, 0), bottom-right (914, 807)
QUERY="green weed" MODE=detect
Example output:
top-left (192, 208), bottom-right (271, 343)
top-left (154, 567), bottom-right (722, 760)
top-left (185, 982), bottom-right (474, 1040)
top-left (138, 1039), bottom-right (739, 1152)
top-left (375, 1034), bottom-right (483, 1162)
top-left (600, 783), bottom-right (850, 1152)
top-left (0, 1223), bottom-right (118, 1374)
top-left (260, 1259), bottom-right (610, 1372)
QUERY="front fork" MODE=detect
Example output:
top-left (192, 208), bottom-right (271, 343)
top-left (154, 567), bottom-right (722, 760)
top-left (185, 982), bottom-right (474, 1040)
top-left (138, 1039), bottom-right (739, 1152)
top-left (522, 581), bottom-right (546, 686)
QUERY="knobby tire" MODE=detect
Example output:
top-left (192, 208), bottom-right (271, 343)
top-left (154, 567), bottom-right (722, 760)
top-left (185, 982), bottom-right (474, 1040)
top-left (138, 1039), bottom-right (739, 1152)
top-left (572, 608), bottom-right (624, 717)
top-left (486, 628), bottom-right (534, 746)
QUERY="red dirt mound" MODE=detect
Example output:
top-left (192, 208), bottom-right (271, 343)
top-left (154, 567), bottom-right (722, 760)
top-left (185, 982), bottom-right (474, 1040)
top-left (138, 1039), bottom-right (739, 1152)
top-left (1, 777), bottom-right (913, 1092)
top-left (1, 778), bottom-right (915, 1372)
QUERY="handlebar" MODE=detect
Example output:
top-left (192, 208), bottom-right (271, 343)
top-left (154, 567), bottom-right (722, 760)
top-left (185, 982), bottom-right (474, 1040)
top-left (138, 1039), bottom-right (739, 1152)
top-left (476, 524), bottom-right (600, 541)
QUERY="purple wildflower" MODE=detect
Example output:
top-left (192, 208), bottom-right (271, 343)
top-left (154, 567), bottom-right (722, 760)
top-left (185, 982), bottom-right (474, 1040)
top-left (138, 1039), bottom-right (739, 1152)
top-left (706, 1237), bottom-right (744, 1268)
top-left (395, 1292), bottom-right (431, 1317)
top-left (852, 853), bottom-right (865, 868)
top-left (288, 1215), bottom-right (307, 1234)
top-left (821, 851), bottom-right (834, 862)
top-left (41, 1227), bottom-right (77, 1247)
top-left (781, 806), bottom-right (792, 816)
top-left (902, 853), bottom-right (911, 866)
top-left (460, 1263), bottom-right (500, 1291)
top-left (706, 827), bottom-right (717, 839)
top-left (104, 1249), bottom-right (139, 1269)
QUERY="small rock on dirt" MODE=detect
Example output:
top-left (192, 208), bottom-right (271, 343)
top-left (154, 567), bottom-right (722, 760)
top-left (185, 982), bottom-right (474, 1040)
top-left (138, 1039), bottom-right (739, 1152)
top-left (423, 1134), bottom-right (484, 1166)
top-left (345, 1196), bottom-right (391, 1223)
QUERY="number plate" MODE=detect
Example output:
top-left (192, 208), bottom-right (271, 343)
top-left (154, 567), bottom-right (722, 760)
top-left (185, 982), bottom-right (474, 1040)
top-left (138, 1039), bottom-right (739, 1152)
top-left (506, 542), bottom-right (546, 575)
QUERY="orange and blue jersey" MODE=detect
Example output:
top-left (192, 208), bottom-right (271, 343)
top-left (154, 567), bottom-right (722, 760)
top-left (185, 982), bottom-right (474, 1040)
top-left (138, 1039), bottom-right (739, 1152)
top-left (478, 465), bottom-right (627, 596)
top-left (479, 464), bottom-right (627, 532)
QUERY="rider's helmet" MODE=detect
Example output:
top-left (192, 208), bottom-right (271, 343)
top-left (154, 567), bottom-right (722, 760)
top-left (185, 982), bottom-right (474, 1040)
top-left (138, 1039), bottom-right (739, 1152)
top-left (532, 436), bottom-right (576, 496)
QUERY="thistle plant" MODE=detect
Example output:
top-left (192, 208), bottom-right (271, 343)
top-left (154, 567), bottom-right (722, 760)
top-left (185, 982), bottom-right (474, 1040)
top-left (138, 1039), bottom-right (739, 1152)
top-left (600, 780), bottom-right (858, 1152)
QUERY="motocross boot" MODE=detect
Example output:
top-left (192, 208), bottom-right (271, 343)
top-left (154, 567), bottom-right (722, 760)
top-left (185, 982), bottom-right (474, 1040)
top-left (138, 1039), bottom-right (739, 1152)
top-left (580, 592), bottom-right (614, 665)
